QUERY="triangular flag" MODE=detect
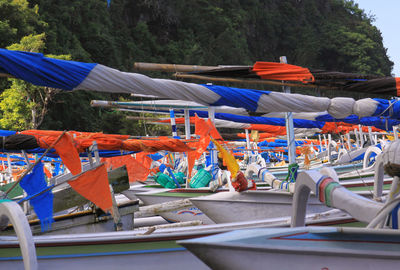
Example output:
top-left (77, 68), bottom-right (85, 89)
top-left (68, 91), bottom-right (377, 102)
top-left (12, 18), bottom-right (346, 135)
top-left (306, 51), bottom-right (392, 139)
top-left (103, 155), bottom-right (150, 182)
top-left (211, 138), bottom-right (239, 178)
top-left (20, 163), bottom-right (54, 232)
top-left (68, 164), bottom-right (112, 213)
top-left (206, 119), bottom-right (223, 141)
top-left (38, 132), bottom-right (81, 175)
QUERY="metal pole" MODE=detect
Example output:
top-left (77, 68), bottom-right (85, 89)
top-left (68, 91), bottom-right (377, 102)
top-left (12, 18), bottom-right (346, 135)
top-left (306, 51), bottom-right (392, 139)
top-left (346, 133), bottom-right (352, 150)
top-left (367, 126), bottom-right (374, 145)
top-left (394, 125), bottom-right (399, 141)
top-left (184, 109), bottom-right (191, 140)
top-left (280, 56), bottom-right (296, 165)
top-left (169, 109), bottom-right (178, 137)
top-left (208, 106), bottom-right (218, 179)
top-left (359, 125), bottom-right (364, 147)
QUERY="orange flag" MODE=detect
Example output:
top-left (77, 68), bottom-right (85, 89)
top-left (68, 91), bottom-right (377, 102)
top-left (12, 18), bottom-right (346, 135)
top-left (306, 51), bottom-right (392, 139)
top-left (102, 155), bottom-right (150, 183)
top-left (38, 132), bottom-right (81, 175)
top-left (136, 152), bottom-right (153, 169)
top-left (68, 164), bottom-right (112, 213)
top-left (206, 119), bottom-right (223, 141)
top-left (187, 115), bottom-right (212, 177)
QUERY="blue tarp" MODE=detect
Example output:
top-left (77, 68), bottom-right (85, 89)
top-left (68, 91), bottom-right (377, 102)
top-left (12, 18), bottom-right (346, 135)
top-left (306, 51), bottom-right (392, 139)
top-left (0, 49), bottom-right (96, 90)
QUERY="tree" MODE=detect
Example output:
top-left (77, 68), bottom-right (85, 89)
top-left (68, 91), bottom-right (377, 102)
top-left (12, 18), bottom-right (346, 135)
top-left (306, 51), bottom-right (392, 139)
top-left (0, 34), bottom-right (70, 130)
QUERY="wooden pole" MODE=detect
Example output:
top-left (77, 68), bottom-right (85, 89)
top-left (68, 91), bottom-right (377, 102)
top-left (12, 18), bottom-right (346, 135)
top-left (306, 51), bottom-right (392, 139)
top-left (174, 73), bottom-right (333, 90)
top-left (133, 62), bottom-right (218, 73)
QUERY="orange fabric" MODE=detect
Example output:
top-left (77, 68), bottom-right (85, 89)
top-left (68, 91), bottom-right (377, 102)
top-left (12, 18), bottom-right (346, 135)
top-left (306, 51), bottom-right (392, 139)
top-left (68, 164), bottom-right (112, 213)
top-left (231, 171), bottom-right (248, 192)
top-left (102, 155), bottom-right (150, 182)
top-left (186, 115), bottom-right (213, 177)
top-left (135, 152), bottom-right (153, 170)
top-left (396, 77), bottom-right (400, 96)
top-left (122, 139), bottom-right (192, 152)
top-left (186, 142), bottom-right (197, 178)
top-left (195, 115), bottom-right (211, 137)
top-left (43, 165), bottom-right (52, 179)
top-left (206, 119), bottom-right (223, 141)
top-left (252, 62), bottom-right (315, 83)
top-left (247, 124), bottom-right (287, 134)
top-left (38, 132), bottom-right (81, 175)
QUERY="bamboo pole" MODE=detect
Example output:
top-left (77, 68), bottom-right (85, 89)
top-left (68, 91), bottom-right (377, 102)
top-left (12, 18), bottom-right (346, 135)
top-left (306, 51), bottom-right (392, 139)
top-left (174, 73), bottom-right (333, 90)
top-left (0, 73), bottom-right (13, 78)
top-left (133, 62), bottom-right (218, 73)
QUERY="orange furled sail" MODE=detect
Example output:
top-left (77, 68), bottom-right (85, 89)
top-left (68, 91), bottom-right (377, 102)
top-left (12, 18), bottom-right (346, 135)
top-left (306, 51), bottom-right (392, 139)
top-left (252, 62), bottom-right (315, 83)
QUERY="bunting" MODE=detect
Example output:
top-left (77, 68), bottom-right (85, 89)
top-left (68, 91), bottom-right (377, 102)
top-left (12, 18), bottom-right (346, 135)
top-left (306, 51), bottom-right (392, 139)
top-left (102, 155), bottom-right (150, 182)
top-left (19, 163), bottom-right (54, 232)
top-left (68, 164), bottom-right (112, 213)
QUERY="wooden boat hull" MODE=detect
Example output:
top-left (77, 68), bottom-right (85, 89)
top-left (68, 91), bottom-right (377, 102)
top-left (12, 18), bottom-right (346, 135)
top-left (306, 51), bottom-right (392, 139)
top-left (180, 227), bottom-right (400, 270)
top-left (190, 190), bottom-right (331, 223)
top-left (135, 190), bottom-right (215, 224)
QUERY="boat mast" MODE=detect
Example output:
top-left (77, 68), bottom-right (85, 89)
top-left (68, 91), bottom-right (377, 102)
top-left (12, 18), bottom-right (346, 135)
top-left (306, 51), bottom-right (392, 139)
top-left (280, 56), bottom-right (296, 165)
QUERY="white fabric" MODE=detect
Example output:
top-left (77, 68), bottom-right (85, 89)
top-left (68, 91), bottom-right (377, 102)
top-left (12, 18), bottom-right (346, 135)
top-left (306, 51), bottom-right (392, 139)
top-left (213, 119), bottom-right (250, 129)
top-left (382, 140), bottom-right (400, 166)
top-left (262, 112), bottom-right (326, 121)
top-left (77, 64), bottom-right (220, 105)
top-left (256, 92), bottom-right (330, 113)
top-left (327, 97), bottom-right (355, 119)
top-left (77, 65), bottom-right (382, 119)
top-left (353, 98), bottom-right (380, 118)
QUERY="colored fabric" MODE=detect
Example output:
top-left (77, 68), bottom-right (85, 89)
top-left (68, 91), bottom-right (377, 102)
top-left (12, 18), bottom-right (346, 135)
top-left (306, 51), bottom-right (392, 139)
top-left (203, 84), bottom-right (268, 112)
top-left (206, 119), bottom-right (223, 140)
top-left (0, 49), bottom-right (96, 90)
top-left (68, 164), bottom-right (112, 213)
top-left (252, 62), bottom-right (315, 83)
top-left (102, 155), bottom-right (150, 182)
top-left (135, 152), bottom-right (153, 169)
top-left (37, 132), bottom-right (81, 175)
top-left (324, 182), bottom-right (341, 207)
top-left (19, 163), bottom-right (54, 232)
top-left (122, 139), bottom-right (192, 152)
top-left (212, 138), bottom-right (239, 178)
top-left (284, 163), bottom-right (299, 183)
top-left (6, 48), bottom-right (400, 119)
top-left (396, 77), bottom-right (400, 96)
top-left (231, 171), bottom-right (248, 192)
top-left (0, 134), bottom-right (39, 150)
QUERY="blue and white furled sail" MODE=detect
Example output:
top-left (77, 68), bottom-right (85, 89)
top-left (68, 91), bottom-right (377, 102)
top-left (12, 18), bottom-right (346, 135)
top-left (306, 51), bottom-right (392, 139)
top-left (0, 49), bottom-right (399, 120)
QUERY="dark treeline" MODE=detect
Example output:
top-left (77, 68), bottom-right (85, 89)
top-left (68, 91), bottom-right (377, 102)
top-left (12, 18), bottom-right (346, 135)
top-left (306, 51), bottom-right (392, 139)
top-left (0, 0), bottom-right (394, 134)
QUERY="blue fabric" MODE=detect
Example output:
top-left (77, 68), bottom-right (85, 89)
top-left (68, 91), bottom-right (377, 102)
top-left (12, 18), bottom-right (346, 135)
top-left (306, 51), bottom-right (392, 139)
top-left (192, 110), bottom-right (324, 128)
top-left (0, 49), bottom-right (96, 90)
top-left (315, 114), bottom-right (400, 131)
top-left (19, 163), bottom-right (54, 232)
top-left (0, 130), bottom-right (16, 136)
top-left (371, 98), bottom-right (400, 119)
top-left (166, 167), bottom-right (181, 188)
top-left (202, 84), bottom-right (269, 112)
top-left (52, 162), bottom-right (61, 177)
top-left (148, 153), bottom-right (164, 161)
top-left (107, 0), bottom-right (111, 7)
top-left (391, 203), bottom-right (400, 229)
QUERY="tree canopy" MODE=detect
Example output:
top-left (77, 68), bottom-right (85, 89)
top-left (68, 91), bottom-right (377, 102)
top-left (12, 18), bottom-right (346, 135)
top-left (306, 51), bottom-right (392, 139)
top-left (0, 0), bottom-right (395, 134)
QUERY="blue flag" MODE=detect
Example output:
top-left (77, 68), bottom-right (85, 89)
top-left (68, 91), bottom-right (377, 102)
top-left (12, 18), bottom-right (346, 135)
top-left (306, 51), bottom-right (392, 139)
top-left (20, 163), bottom-right (54, 232)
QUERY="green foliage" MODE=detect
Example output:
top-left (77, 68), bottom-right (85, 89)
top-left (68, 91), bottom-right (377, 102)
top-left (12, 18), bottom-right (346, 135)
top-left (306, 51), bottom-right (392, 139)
top-left (0, 0), bottom-right (46, 48)
top-left (0, 0), bottom-right (395, 134)
top-left (0, 33), bottom-right (70, 130)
